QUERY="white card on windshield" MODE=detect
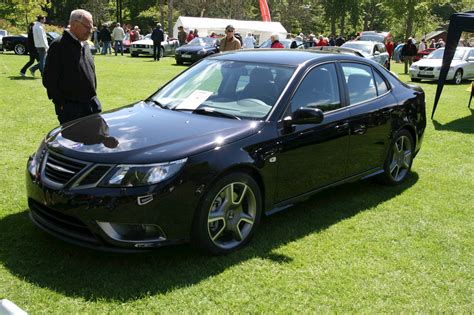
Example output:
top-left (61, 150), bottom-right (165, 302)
top-left (175, 90), bottom-right (213, 110)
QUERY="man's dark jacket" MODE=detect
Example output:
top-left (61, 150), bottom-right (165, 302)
top-left (151, 27), bottom-right (164, 43)
top-left (99, 27), bottom-right (111, 42)
top-left (43, 31), bottom-right (100, 112)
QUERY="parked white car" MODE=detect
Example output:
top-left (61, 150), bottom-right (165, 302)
top-left (129, 34), bottom-right (179, 57)
top-left (341, 40), bottom-right (390, 68)
top-left (0, 29), bottom-right (8, 51)
top-left (409, 47), bottom-right (474, 84)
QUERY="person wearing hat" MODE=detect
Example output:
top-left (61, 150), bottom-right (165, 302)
top-left (220, 25), bottom-right (241, 52)
top-left (32, 15), bottom-right (48, 75)
top-left (151, 23), bottom-right (164, 61)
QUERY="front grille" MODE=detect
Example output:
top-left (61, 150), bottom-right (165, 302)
top-left (76, 165), bottom-right (111, 186)
top-left (419, 67), bottom-right (434, 71)
top-left (43, 151), bottom-right (88, 185)
top-left (133, 44), bottom-right (149, 48)
top-left (29, 199), bottom-right (99, 244)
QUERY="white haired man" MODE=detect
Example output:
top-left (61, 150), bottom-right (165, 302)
top-left (270, 33), bottom-right (284, 48)
top-left (43, 9), bottom-right (102, 124)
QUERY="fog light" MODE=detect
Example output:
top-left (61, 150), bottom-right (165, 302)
top-left (97, 222), bottom-right (166, 242)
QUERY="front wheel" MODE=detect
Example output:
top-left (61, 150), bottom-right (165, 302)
top-left (411, 78), bottom-right (421, 82)
top-left (14, 43), bottom-right (26, 55)
top-left (453, 69), bottom-right (463, 85)
top-left (378, 129), bottom-right (414, 185)
top-left (192, 173), bottom-right (262, 255)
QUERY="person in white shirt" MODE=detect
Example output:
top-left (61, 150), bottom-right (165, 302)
top-left (32, 15), bottom-right (49, 75)
top-left (243, 32), bottom-right (256, 49)
top-left (111, 22), bottom-right (125, 56)
top-left (418, 39), bottom-right (426, 52)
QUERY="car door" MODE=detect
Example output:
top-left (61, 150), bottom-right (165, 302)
top-left (465, 49), bottom-right (474, 78)
top-left (275, 63), bottom-right (350, 202)
top-left (340, 62), bottom-right (396, 176)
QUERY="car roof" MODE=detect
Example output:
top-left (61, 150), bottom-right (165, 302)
top-left (344, 40), bottom-right (380, 46)
top-left (210, 49), bottom-right (366, 66)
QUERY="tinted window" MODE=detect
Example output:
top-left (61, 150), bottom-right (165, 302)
top-left (468, 49), bottom-right (474, 58)
top-left (291, 63), bottom-right (341, 113)
top-left (342, 63), bottom-right (377, 104)
top-left (373, 70), bottom-right (388, 95)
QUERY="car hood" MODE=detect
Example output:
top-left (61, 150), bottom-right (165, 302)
top-left (413, 59), bottom-right (465, 67)
top-left (132, 38), bottom-right (153, 45)
top-left (176, 45), bottom-right (214, 53)
top-left (46, 101), bottom-right (263, 164)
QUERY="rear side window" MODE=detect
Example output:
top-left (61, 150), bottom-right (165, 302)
top-left (373, 70), bottom-right (388, 95)
top-left (341, 63), bottom-right (377, 104)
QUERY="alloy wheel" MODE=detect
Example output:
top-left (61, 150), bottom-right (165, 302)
top-left (389, 135), bottom-right (412, 182)
top-left (14, 44), bottom-right (26, 55)
top-left (207, 182), bottom-right (257, 250)
top-left (454, 70), bottom-right (463, 85)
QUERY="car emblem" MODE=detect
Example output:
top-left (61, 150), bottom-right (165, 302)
top-left (137, 195), bottom-right (153, 206)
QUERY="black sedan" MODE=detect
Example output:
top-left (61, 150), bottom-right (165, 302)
top-left (2, 31), bottom-right (59, 55)
top-left (175, 37), bottom-right (219, 65)
top-left (26, 49), bottom-right (426, 254)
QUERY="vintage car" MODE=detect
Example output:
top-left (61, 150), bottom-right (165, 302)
top-left (129, 34), bottom-right (179, 57)
top-left (26, 49), bottom-right (426, 254)
top-left (410, 47), bottom-right (474, 84)
top-left (174, 37), bottom-right (219, 65)
top-left (2, 31), bottom-right (59, 55)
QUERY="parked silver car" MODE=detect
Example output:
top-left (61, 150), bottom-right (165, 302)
top-left (129, 34), bottom-right (179, 57)
top-left (409, 47), bottom-right (474, 84)
top-left (341, 41), bottom-right (390, 68)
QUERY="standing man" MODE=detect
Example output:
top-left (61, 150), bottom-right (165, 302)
top-left (177, 26), bottom-right (187, 46)
top-left (151, 23), bottom-right (164, 61)
top-left (100, 24), bottom-right (112, 54)
top-left (43, 9), bottom-right (101, 124)
top-left (401, 38), bottom-right (417, 74)
top-left (270, 33), bottom-right (284, 48)
top-left (219, 25), bottom-right (241, 52)
top-left (19, 23), bottom-right (40, 77)
top-left (112, 22), bottom-right (125, 56)
top-left (32, 15), bottom-right (49, 75)
top-left (385, 37), bottom-right (394, 70)
top-left (243, 32), bottom-right (256, 49)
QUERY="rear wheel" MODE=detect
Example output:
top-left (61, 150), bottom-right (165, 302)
top-left (192, 173), bottom-right (262, 255)
top-left (378, 129), bottom-right (414, 185)
top-left (453, 69), bottom-right (463, 85)
top-left (14, 43), bottom-right (26, 55)
top-left (176, 58), bottom-right (183, 65)
top-left (131, 53), bottom-right (138, 57)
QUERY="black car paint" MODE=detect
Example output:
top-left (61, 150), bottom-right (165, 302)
top-left (174, 39), bottom-right (219, 64)
top-left (2, 32), bottom-right (58, 55)
top-left (26, 50), bottom-right (426, 251)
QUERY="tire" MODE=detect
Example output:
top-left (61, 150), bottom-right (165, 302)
top-left (14, 43), bottom-right (26, 55)
top-left (411, 78), bottom-right (421, 82)
top-left (378, 129), bottom-right (414, 185)
top-left (191, 172), bottom-right (262, 255)
top-left (384, 60), bottom-right (389, 68)
top-left (453, 69), bottom-right (463, 85)
top-left (131, 53), bottom-right (138, 57)
top-left (176, 58), bottom-right (183, 65)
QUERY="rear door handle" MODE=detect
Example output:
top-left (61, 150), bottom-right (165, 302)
top-left (335, 122), bottom-right (349, 131)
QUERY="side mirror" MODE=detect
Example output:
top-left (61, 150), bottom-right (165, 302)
top-left (284, 107), bottom-right (324, 127)
top-left (467, 57), bottom-right (474, 62)
top-left (374, 51), bottom-right (380, 56)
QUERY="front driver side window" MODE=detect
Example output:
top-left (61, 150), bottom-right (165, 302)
top-left (290, 63), bottom-right (341, 113)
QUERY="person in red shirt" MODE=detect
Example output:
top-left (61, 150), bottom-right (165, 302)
top-left (186, 29), bottom-right (194, 43)
top-left (270, 33), bottom-right (284, 48)
top-left (316, 35), bottom-right (328, 46)
top-left (385, 38), bottom-right (394, 70)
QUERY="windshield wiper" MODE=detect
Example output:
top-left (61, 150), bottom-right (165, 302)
top-left (192, 108), bottom-right (241, 120)
top-left (147, 99), bottom-right (169, 109)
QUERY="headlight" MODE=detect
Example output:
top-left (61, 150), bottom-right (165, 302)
top-left (28, 139), bottom-right (46, 177)
top-left (410, 65), bottom-right (418, 70)
top-left (100, 158), bottom-right (187, 187)
top-left (197, 49), bottom-right (206, 55)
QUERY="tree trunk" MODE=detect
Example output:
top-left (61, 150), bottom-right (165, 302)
top-left (405, 0), bottom-right (415, 40)
top-left (331, 15), bottom-right (336, 36)
top-left (168, 0), bottom-right (174, 37)
top-left (340, 14), bottom-right (345, 36)
top-left (159, 0), bottom-right (164, 28)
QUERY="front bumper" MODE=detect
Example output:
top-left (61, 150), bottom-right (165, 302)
top-left (129, 46), bottom-right (153, 55)
top-left (175, 52), bottom-right (205, 63)
top-left (26, 154), bottom-right (199, 251)
top-left (409, 68), bottom-right (455, 80)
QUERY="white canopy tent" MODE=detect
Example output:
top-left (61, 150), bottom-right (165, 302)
top-left (173, 16), bottom-right (287, 44)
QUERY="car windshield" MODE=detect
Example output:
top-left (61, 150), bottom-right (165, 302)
top-left (427, 48), bottom-right (465, 60)
top-left (187, 37), bottom-right (216, 46)
top-left (359, 34), bottom-right (384, 42)
top-left (342, 42), bottom-right (372, 54)
top-left (150, 59), bottom-right (295, 120)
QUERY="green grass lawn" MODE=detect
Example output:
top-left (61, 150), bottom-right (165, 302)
top-left (0, 52), bottom-right (472, 313)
